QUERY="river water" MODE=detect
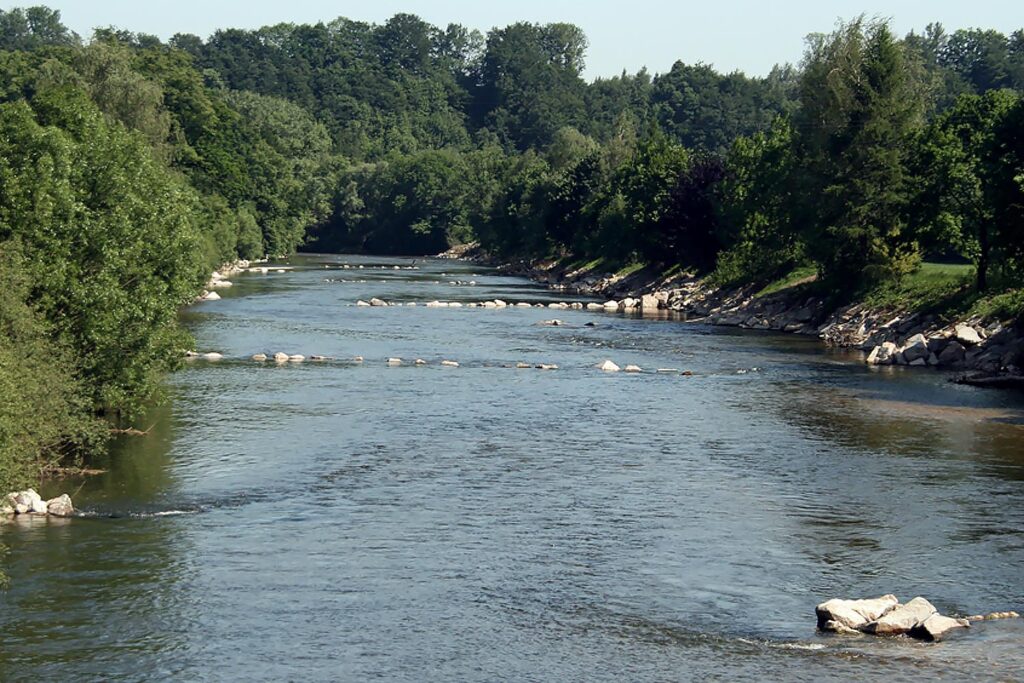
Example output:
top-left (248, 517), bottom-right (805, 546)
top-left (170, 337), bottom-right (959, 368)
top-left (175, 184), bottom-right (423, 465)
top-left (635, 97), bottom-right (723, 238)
top-left (2, 254), bottom-right (1023, 682)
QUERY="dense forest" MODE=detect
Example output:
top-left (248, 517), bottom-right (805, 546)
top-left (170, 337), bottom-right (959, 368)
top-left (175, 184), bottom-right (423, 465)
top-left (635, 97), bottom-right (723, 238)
top-left (1, 6), bottom-right (1024, 490)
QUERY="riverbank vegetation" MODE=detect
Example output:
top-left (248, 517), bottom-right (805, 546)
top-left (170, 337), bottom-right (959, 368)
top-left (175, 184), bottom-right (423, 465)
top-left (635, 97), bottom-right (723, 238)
top-left (1, 6), bottom-right (1023, 488)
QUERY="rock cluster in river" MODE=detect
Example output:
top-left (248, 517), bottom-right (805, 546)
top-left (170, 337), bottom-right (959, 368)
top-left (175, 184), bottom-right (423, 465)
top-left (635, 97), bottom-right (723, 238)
top-left (2, 490), bottom-right (74, 518)
top-left (815, 595), bottom-right (1021, 642)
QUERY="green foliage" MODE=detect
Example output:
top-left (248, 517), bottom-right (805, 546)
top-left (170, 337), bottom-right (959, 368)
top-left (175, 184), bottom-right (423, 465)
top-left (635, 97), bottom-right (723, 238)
top-left (0, 242), bottom-right (103, 493)
top-left (0, 92), bottom-right (206, 412)
top-left (793, 18), bottom-right (926, 291)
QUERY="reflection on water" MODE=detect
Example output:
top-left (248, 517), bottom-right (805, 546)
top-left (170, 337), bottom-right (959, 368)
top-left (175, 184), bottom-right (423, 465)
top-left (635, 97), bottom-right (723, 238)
top-left (2, 254), bottom-right (1023, 681)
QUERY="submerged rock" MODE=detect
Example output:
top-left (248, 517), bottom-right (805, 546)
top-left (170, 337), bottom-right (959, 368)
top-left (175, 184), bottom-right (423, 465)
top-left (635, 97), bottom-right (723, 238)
top-left (816, 595), bottom-right (899, 631)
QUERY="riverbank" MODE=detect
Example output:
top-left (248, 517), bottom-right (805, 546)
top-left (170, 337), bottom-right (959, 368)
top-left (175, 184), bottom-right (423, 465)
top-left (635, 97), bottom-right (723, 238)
top-left (444, 245), bottom-right (1024, 387)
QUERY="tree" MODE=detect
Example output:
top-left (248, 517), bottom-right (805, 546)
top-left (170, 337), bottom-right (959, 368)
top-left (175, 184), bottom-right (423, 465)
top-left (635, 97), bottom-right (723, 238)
top-left (912, 90), bottom-right (1020, 291)
top-left (793, 18), bottom-right (926, 290)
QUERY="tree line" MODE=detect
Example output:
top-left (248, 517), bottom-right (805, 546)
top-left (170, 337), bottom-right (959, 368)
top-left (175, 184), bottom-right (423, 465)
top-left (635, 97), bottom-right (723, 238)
top-left (1, 6), bottom-right (1023, 488)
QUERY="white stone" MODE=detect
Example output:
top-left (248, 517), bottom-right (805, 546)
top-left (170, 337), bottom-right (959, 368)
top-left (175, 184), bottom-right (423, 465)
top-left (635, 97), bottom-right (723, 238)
top-left (863, 597), bottom-right (936, 635)
top-left (494, 300), bottom-right (508, 308)
top-left (202, 291), bottom-right (221, 301)
top-left (370, 298), bottom-right (388, 307)
top-left (441, 360), bottom-right (460, 367)
top-left (955, 324), bottom-right (983, 346)
top-left (587, 303), bottom-right (604, 311)
top-left (624, 365), bottom-right (643, 373)
top-left (816, 595), bottom-right (899, 631)
top-left (597, 360), bottom-right (621, 372)
top-left (356, 300), bottom-right (371, 307)
top-left (46, 494), bottom-right (74, 517)
top-left (288, 355), bottom-right (305, 362)
top-left (386, 358), bottom-right (402, 365)
top-left (202, 353), bottom-right (224, 361)
top-left (910, 614), bottom-right (969, 641)
top-left (603, 301), bottom-right (619, 310)
top-left (274, 352), bottom-right (290, 363)
top-left (252, 354), bottom-right (268, 362)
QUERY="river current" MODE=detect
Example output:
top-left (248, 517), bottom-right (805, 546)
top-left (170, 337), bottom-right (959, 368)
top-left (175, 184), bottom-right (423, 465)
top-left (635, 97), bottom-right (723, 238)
top-left (2, 254), bottom-right (1023, 681)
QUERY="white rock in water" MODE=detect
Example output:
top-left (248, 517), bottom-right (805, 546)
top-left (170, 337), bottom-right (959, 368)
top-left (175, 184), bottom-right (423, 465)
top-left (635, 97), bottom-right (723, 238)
top-left (863, 597), bottom-right (937, 635)
top-left (30, 495), bottom-right (48, 514)
top-left (603, 301), bottom-right (619, 310)
top-left (203, 353), bottom-right (224, 361)
top-left (369, 298), bottom-right (388, 307)
top-left (252, 354), bottom-right (268, 362)
top-left (624, 365), bottom-right (643, 373)
top-left (516, 303), bottom-right (532, 308)
top-left (537, 364), bottom-right (558, 370)
top-left (516, 362), bottom-right (531, 369)
top-left (353, 356), bottom-right (364, 363)
top-left (541, 320), bottom-right (563, 327)
top-left (494, 300), bottom-right (508, 308)
top-left (910, 614), bottom-right (969, 641)
top-left (274, 352), bottom-right (290, 363)
top-left (587, 303), bottom-right (604, 311)
top-left (288, 355), bottom-right (305, 362)
top-left (407, 302), bottom-right (418, 307)
top-left (415, 359), bottom-right (427, 365)
top-left (209, 280), bottom-right (233, 288)
top-left (482, 301), bottom-right (497, 308)
top-left (46, 494), bottom-right (74, 517)
top-left (657, 368), bottom-right (679, 373)
top-left (816, 595), bottom-right (899, 631)
top-left (356, 300), bottom-right (371, 307)
top-left (620, 298), bottom-right (638, 309)
top-left (641, 294), bottom-right (661, 310)
top-left (386, 358), bottom-right (402, 365)
top-left (203, 291), bottom-right (221, 301)
top-left (598, 360), bottom-right (621, 372)
top-left (449, 302), bottom-right (464, 308)
top-left (441, 360), bottom-right (460, 367)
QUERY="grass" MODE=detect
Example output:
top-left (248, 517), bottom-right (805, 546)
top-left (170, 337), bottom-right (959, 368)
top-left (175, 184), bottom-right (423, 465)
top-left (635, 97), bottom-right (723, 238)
top-left (615, 261), bottom-right (646, 278)
top-left (861, 262), bottom-right (976, 315)
top-left (755, 264), bottom-right (819, 298)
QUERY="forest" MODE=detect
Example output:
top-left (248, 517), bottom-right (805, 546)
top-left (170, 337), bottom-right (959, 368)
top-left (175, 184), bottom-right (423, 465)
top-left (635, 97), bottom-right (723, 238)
top-left (1, 6), bottom-right (1023, 489)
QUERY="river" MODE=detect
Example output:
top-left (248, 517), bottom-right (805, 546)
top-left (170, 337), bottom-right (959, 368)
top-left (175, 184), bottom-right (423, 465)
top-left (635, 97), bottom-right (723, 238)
top-left (2, 254), bottom-right (1023, 681)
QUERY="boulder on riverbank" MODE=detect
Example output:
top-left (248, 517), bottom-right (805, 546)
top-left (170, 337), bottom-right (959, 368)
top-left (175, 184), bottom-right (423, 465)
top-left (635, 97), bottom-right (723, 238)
top-left (3, 490), bottom-right (74, 518)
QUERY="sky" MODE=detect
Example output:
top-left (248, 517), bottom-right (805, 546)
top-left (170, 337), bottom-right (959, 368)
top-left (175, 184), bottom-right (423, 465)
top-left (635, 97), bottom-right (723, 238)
top-left (13, 1), bottom-right (1023, 79)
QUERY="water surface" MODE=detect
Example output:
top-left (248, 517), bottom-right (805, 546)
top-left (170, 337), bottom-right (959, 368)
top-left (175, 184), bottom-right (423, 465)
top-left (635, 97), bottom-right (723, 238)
top-left (3, 254), bottom-right (1023, 681)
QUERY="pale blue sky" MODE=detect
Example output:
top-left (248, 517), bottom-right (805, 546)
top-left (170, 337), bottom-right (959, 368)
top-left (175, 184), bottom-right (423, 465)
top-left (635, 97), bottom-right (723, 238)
top-left (12, 1), bottom-right (1022, 79)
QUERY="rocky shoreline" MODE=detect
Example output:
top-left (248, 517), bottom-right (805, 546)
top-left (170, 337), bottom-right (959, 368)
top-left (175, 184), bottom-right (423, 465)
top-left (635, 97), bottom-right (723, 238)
top-left (465, 249), bottom-right (1024, 388)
